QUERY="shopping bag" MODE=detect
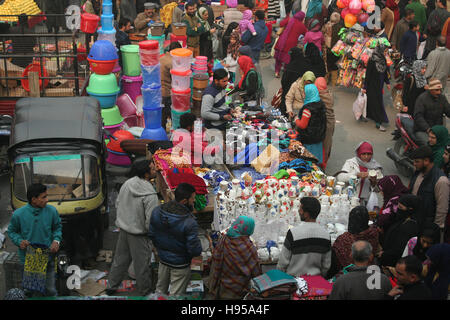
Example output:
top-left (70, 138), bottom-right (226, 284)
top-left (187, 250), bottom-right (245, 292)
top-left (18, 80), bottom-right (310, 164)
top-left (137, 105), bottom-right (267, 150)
top-left (352, 90), bottom-right (367, 120)
top-left (366, 191), bottom-right (379, 212)
top-left (22, 245), bottom-right (52, 294)
top-left (417, 41), bottom-right (426, 60)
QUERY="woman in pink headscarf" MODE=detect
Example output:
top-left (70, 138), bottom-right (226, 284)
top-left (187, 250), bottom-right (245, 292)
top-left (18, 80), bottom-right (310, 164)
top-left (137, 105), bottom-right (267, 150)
top-left (336, 141), bottom-right (383, 205)
top-left (273, 10), bottom-right (307, 78)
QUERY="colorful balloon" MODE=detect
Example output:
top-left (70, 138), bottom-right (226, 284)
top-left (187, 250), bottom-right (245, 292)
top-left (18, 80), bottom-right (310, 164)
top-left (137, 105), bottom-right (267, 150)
top-left (358, 12), bottom-right (369, 24)
top-left (362, 0), bottom-right (369, 10)
top-left (342, 0), bottom-right (350, 6)
top-left (337, 0), bottom-right (346, 8)
top-left (344, 13), bottom-right (357, 28)
top-left (341, 8), bottom-right (351, 19)
top-left (349, 0), bottom-right (362, 14)
top-left (365, 0), bottom-right (375, 12)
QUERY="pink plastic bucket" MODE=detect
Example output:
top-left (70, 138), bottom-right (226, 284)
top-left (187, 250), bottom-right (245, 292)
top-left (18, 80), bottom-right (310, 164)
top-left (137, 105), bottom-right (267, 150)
top-left (106, 149), bottom-right (132, 166)
top-left (117, 94), bottom-right (137, 117)
top-left (121, 75), bottom-right (143, 103)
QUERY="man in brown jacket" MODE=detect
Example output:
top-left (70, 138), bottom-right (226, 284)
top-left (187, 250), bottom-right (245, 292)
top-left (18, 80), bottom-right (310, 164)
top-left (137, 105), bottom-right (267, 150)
top-left (160, 41), bottom-right (182, 130)
top-left (391, 9), bottom-right (415, 50)
top-left (183, 2), bottom-right (205, 57)
top-left (134, 2), bottom-right (161, 34)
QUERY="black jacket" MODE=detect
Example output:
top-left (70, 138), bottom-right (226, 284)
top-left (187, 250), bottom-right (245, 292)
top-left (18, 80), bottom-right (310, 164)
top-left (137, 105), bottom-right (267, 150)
top-left (409, 165), bottom-right (446, 224)
top-left (386, 281), bottom-right (432, 300)
top-left (380, 219), bottom-right (418, 267)
top-left (413, 91), bottom-right (450, 132)
top-left (402, 76), bottom-right (426, 116)
top-left (296, 101), bottom-right (327, 145)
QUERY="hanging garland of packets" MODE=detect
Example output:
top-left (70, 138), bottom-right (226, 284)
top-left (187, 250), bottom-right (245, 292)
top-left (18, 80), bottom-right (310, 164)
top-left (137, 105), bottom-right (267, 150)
top-left (331, 28), bottom-right (392, 88)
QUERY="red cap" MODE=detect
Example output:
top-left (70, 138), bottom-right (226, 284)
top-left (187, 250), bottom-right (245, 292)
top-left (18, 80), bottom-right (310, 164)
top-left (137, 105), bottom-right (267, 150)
top-left (139, 40), bottom-right (159, 50)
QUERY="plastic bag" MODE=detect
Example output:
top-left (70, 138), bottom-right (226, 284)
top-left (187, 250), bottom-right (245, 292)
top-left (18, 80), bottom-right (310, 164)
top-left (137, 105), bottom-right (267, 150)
top-left (366, 191), bottom-right (379, 212)
top-left (352, 90), bottom-right (367, 120)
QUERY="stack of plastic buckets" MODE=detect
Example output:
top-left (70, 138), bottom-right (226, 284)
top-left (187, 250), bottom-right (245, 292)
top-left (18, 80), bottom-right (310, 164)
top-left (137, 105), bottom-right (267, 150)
top-left (191, 56), bottom-right (209, 117)
top-left (192, 56), bottom-right (208, 75)
top-left (139, 40), bottom-right (168, 140)
top-left (170, 48), bottom-right (193, 130)
top-left (87, 40), bottom-right (124, 138)
top-left (97, 0), bottom-right (120, 73)
top-left (148, 22), bottom-right (166, 55)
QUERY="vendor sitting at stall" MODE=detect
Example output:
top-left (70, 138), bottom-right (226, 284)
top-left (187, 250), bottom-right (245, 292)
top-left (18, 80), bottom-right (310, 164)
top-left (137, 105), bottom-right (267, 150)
top-left (171, 113), bottom-right (220, 166)
top-left (235, 55), bottom-right (263, 103)
top-left (201, 68), bottom-right (233, 132)
top-left (134, 2), bottom-right (161, 34)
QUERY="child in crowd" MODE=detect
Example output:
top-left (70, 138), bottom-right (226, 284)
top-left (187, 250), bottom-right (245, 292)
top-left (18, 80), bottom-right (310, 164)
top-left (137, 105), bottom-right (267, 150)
top-left (239, 9), bottom-right (257, 36)
top-left (222, 31), bottom-right (240, 83)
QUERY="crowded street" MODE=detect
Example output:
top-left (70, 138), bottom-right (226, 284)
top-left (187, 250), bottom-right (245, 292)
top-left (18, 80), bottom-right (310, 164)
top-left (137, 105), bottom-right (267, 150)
top-left (0, 0), bottom-right (449, 304)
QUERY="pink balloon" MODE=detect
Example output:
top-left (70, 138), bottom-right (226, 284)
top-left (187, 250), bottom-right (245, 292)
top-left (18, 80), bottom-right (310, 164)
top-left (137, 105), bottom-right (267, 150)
top-left (361, 0), bottom-right (369, 10)
top-left (349, 0), bottom-right (362, 14)
top-left (342, 0), bottom-right (350, 6)
top-left (358, 12), bottom-right (369, 24)
top-left (341, 8), bottom-right (351, 19)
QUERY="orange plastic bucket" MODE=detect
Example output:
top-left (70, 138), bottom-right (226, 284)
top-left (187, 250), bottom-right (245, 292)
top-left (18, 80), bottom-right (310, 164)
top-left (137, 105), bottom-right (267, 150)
top-left (80, 13), bottom-right (100, 34)
top-left (21, 62), bottom-right (49, 92)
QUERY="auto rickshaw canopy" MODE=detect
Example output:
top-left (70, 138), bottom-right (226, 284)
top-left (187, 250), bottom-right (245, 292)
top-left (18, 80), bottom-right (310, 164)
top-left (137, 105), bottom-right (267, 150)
top-left (9, 97), bottom-right (103, 151)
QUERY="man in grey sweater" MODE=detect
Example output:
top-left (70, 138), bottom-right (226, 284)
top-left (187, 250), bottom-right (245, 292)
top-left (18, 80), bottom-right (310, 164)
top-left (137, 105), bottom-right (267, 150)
top-left (425, 36), bottom-right (450, 91)
top-left (106, 160), bottom-right (159, 296)
top-left (277, 197), bottom-right (331, 277)
top-left (329, 241), bottom-right (392, 300)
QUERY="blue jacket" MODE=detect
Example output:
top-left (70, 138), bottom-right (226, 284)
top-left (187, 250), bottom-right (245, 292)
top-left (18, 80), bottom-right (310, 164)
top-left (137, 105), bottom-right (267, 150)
top-left (149, 201), bottom-right (202, 268)
top-left (241, 20), bottom-right (268, 58)
top-left (400, 30), bottom-right (425, 61)
top-left (8, 204), bottom-right (62, 264)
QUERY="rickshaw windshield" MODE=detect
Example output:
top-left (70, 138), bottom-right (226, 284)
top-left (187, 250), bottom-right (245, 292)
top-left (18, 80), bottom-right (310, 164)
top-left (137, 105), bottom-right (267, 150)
top-left (13, 154), bottom-right (100, 202)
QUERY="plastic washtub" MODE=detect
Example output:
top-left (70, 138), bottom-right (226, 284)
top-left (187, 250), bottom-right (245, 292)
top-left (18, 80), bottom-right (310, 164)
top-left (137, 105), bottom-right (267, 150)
top-left (103, 122), bottom-right (127, 139)
top-left (80, 13), bottom-right (100, 34)
top-left (87, 73), bottom-right (120, 93)
top-left (88, 40), bottom-right (118, 61)
top-left (117, 93), bottom-right (138, 117)
top-left (170, 48), bottom-right (193, 71)
top-left (121, 45), bottom-right (141, 76)
top-left (87, 91), bottom-right (119, 108)
top-left (170, 69), bottom-right (192, 91)
top-left (171, 88), bottom-right (191, 112)
top-left (101, 106), bottom-right (124, 126)
top-left (106, 149), bottom-right (132, 167)
top-left (88, 58), bottom-right (117, 74)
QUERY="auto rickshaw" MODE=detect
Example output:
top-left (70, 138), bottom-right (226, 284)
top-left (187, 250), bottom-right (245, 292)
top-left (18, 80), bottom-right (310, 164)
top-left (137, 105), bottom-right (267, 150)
top-left (7, 97), bottom-right (108, 267)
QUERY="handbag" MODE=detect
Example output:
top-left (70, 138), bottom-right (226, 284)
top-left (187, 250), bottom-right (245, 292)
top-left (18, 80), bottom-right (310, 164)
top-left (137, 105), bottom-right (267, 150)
top-left (22, 245), bottom-right (53, 294)
top-left (271, 87), bottom-right (282, 108)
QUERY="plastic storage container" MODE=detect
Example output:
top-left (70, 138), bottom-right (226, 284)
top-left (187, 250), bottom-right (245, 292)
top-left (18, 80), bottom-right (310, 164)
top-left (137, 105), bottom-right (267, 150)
top-left (101, 14), bottom-right (114, 31)
top-left (193, 73), bottom-right (209, 89)
top-left (102, 3), bottom-right (113, 15)
top-left (170, 48), bottom-right (192, 72)
top-left (97, 29), bottom-right (116, 45)
top-left (117, 93), bottom-right (138, 117)
top-left (88, 58), bottom-right (117, 74)
top-left (106, 149), bottom-right (132, 167)
top-left (147, 34), bottom-right (165, 54)
top-left (143, 107), bottom-right (163, 129)
top-left (80, 13), bottom-right (100, 34)
top-left (87, 73), bottom-right (119, 93)
top-left (171, 88), bottom-right (191, 112)
top-left (121, 75), bottom-right (143, 103)
top-left (172, 23), bottom-right (187, 36)
top-left (192, 66), bottom-right (208, 74)
top-left (139, 40), bottom-right (160, 66)
top-left (149, 22), bottom-right (165, 36)
top-left (88, 91), bottom-right (120, 108)
top-left (101, 105), bottom-right (124, 126)
top-left (170, 33), bottom-right (187, 48)
top-left (170, 69), bottom-right (192, 91)
top-left (121, 45), bottom-right (141, 76)
top-left (141, 63), bottom-right (161, 87)
top-left (140, 127), bottom-right (168, 140)
top-left (88, 40), bottom-right (118, 61)
top-left (171, 109), bottom-right (191, 130)
top-left (104, 122), bottom-right (126, 138)
top-left (141, 84), bottom-right (162, 108)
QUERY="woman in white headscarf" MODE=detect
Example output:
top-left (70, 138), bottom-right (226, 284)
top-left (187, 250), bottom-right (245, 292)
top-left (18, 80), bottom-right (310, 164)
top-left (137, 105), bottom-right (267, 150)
top-left (401, 60), bottom-right (427, 116)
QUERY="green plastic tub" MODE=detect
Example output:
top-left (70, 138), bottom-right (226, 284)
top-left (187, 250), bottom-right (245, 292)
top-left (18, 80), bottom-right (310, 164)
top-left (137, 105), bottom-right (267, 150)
top-left (101, 105), bottom-right (124, 126)
top-left (121, 45), bottom-right (141, 77)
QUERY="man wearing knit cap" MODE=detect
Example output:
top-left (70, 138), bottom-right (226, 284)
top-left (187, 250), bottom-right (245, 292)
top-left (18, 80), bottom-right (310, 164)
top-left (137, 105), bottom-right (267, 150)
top-left (134, 2), bottom-right (161, 34)
top-left (409, 146), bottom-right (449, 242)
top-left (413, 78), bottom-right (450, 146)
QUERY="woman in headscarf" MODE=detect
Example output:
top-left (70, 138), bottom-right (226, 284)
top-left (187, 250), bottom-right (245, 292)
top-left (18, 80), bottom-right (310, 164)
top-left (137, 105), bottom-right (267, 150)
top-left (304, 42), bottom-right (326, 77)
top-left (305, 0), bottom-right (328, 27)
top-left (378, 194), bottom-right (420, 267)
top-left (208, 216), bottom-right (262, 299)
top-left (376, 175), bottom-right (409, 232)
top-left (222, 22), bottom-right (239, 59)
top-left (425, 243), bottom-right (450, 300)
top-left (363, 45), bottom-right (391, 131)
top-left (236, 55), bottom-right (261, 101)
top-left (285, 71), bottom-right (316, 119)
top-left (197, 7), bottom-right (216, 60)
top-left (329, 206), bottom-right (380, 277)
top-left (401, 60), bottom-right (427, 116)
top-left (280, 47), bottom-right (309, 116)
top-left (337, 141), bottom-right (383, 205)
top-left (428, 125), bottom-right (449, 169)
top-left (402, 221), bottom-right (440, 263)
top-left (304, 19), bottom-right (324, 52)
top-left (315, 77), bottom-right (334, 166)
top-left (274, 10), bottom-right (307, 78)
top-left (294, 84), bottom-right (327, 167)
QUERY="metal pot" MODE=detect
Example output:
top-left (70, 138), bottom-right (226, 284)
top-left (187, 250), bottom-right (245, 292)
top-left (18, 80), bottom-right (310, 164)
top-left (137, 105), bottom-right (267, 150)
top-left (150, 22), bottom-right (165, 36)
top-left (172, 22), bottom-right (187, 36)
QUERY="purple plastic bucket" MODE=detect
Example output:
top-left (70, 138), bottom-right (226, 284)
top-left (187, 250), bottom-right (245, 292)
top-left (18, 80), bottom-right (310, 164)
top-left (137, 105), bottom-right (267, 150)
top-left (103, 122), bottom-right (126, 139)
top-left (121, 75), bottom-right (143, 103)
top-left (106, 149), bottom-right (132, 167)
